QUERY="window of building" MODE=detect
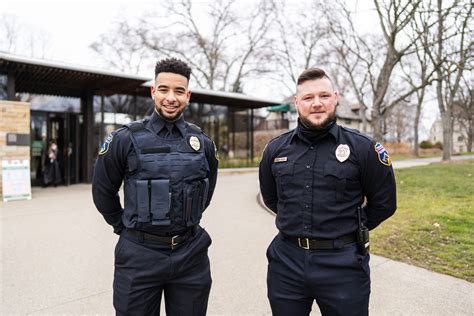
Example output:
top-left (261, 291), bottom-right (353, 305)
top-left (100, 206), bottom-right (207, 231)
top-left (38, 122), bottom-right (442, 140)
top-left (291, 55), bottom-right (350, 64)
top-left (0, 74), bottom-right (7, 100)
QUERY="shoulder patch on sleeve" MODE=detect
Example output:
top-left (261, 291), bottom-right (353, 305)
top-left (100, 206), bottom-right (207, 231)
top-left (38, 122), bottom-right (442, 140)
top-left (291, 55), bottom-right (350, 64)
top-left (374, 142), bottom-right (391, 166)
top-left (99, 133), bottom-right (114, 155)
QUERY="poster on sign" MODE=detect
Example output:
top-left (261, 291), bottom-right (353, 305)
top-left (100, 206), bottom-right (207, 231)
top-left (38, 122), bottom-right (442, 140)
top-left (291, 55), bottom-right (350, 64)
top-left (2, 159), bottom-right (32, 202)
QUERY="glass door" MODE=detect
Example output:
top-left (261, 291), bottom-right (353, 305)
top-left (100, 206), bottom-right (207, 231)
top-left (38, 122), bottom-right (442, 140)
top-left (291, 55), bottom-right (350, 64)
top-left (30, 112), bottom-right (47, 186)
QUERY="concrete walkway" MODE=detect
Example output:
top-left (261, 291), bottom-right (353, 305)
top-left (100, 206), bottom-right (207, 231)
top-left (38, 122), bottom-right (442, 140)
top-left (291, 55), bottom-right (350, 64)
top-left (1, 162), bottom-right (473, 314)
top-left (391, 154), bottom-right (474, 169)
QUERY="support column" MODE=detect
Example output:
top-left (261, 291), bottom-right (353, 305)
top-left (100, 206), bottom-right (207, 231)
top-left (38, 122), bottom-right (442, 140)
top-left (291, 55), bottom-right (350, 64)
top-left (81, 91), bottom-right (94, 183)
top-left (250, 108), bottom-right (254, 161)
top-left (100, 95), bottom-right (105, 143)
top-left (7, 73), bottom-right (16, 100)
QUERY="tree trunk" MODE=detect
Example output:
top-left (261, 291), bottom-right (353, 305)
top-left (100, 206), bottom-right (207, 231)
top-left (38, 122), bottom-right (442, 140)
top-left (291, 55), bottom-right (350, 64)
top-left (371, 112), bottom-right (383, 142)
top-left (468, 121), bottom-right (473, 152)
top-left (413, 94), bottom-right (424, 157)
top-left (441, 113), bottom-right (452, 160)
top-left (413, 116), bottom-right (420, 157)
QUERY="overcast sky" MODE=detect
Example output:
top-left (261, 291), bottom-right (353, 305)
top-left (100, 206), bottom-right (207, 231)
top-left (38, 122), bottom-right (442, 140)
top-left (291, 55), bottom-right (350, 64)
top-left (1, 0), bottom-right (438, 135)
top-left (1, 0), bottom-right (155, 65)
top-left (1, 0), bottom-right (379, 69)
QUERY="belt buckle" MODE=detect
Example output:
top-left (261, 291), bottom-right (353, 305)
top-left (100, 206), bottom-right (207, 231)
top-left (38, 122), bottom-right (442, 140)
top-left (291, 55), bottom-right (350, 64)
top-left (171, 235), bottom-right (179, 249)
top-left (298, 237), bottom-right (310, 250)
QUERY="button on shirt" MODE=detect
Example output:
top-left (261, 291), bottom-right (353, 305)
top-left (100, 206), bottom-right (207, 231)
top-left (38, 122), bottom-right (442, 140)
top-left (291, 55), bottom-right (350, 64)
top-left (259, 123), bottom-right (397, 239)
top-left (92, 112), bottom-right (219, 234)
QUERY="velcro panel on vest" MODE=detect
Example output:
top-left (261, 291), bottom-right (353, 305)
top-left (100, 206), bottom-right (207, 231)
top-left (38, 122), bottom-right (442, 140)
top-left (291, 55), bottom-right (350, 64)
top-left (183, 178), bottom-right (210, 226)
top-left (141, 146), bottom-right (171, 154)
top-left (136, 180), bottom-right (151, 222)
top-left (150, 179), bottom-right (171, 226)
top-left (201, 178), bottom-right (209, 209)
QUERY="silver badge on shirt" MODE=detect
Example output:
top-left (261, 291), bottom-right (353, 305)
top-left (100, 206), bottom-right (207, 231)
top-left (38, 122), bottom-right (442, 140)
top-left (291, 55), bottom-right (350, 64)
top-left (335, 144), bottom-right (350, 162)
top-left (189, 136), bottom-right (201, 151)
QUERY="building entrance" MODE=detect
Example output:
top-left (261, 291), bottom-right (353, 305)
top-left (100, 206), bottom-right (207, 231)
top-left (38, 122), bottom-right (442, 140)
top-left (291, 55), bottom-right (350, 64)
top-left (30, 111), bottom-right (83, 186)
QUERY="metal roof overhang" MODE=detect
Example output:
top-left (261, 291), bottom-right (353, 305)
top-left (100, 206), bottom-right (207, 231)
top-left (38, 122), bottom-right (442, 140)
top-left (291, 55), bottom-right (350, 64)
top-left (0, 52), bottom-right (148, 97)
top-left (0, 52), bottom-right (280, 108)
top-left (134, 83), bottom-right (279, 109)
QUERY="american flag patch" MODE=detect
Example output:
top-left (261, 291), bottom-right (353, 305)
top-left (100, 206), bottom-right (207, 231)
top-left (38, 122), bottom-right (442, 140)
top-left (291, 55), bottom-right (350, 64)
top-left (374, 142), bottom-right (391, 166)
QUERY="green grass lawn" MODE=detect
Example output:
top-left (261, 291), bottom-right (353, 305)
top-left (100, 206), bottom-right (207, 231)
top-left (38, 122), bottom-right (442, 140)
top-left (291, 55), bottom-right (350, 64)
top-left (371, 159), bottom-right (474, 282)
top-left (219, 158), bottom-right (260, 168)
top-left (390, 152), bottom-right (473, 161)
top-left (390, 153), bottom-right (440, 161)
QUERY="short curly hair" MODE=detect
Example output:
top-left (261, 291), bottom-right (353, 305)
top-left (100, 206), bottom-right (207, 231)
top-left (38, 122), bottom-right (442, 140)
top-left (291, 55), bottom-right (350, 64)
top-left (154, 58), bottom-right (192, 81)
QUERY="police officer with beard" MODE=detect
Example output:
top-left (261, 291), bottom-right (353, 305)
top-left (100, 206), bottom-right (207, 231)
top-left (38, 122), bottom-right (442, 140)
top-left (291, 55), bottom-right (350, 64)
top-left (259, 68), bottom-right (396, 316)
top-left (92, 58), bottom-right (218, 315)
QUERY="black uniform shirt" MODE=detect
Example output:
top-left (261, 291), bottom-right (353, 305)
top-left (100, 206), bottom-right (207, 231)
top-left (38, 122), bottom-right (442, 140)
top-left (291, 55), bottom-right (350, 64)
top-left (259, 122), bottom-right (396, 239)
top-left (92, 111), bottom-right (219, 234)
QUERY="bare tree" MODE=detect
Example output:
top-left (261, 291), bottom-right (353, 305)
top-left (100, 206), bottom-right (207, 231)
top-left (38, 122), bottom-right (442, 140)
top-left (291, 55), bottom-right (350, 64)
top-left (326, 0), bottom-right (439, 142)
top-left (131, 0), bottom-right (275, 126)
top-left (454, 75), bottom-right (473, 152)
top-left (90, 20), bottom-right (152, 115)
top-left (90, 20), bottom-right (150, 74)
top-left (136, 0), bottom-right (274, 92)
top-left (0, 14), bottom-right (52, 58)
top-left (0, 14), bottom-right (22, 52)
top-left (424, 0), bottom-right (472, 160)
top-left (400, 1), bottom-right (437, 156)
top-left (384, 101), bottom-right (415, 143)
top-left (269, 0), bottom-right (331, 95)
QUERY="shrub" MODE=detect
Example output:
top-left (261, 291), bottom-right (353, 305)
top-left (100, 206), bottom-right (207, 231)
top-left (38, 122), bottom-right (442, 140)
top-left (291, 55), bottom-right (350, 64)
top-left (419, 140), bottom-right (433, 149)
top-left (434, 141), bottom-right (443, 150)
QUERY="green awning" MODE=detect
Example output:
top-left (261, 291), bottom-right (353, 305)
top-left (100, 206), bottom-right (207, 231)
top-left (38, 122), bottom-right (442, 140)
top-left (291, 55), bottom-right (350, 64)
top-left (267, 103), bottom-right (290, 112)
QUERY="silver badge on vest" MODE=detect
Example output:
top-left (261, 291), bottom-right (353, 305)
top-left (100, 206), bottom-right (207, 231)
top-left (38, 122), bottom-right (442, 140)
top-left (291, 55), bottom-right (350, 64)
top-left (335, 144), bottom-right (350, 162)
top-left (189, 136), bottom-right (201, 151)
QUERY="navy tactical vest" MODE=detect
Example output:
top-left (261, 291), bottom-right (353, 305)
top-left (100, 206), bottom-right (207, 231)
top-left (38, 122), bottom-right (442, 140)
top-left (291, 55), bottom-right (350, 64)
top-left (122, 119), bottom-right (210, 231)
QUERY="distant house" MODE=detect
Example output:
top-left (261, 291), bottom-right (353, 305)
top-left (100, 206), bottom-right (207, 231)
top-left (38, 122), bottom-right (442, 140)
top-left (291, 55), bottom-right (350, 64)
top-left (430, 119), bottom-right (472, 153)
top-left (265, 95), bottom-right (371, 133)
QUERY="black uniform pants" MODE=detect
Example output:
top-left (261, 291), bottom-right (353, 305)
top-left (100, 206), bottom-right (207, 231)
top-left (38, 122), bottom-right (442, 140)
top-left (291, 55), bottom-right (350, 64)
top-left (266, 233), bottom-right (370, 316)
top-left (113, 227), bottom-right (212, 316)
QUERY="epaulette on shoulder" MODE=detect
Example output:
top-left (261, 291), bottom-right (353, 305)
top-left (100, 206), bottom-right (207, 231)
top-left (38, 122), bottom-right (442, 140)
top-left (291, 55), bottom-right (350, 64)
top-left (124, 118), bottom-right (150, 132)
top-left (340, 126), bottom-right (374, 143)
top-left (268, 129), bottom-right (294, 145)
top-left (187, 122), bottom-right (202, 134)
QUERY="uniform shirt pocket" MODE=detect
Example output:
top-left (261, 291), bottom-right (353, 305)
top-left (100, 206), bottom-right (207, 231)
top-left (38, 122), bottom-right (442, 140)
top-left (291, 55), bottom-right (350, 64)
top-left (323, 163), bottom-right (347, 204)
top-left (271, 162), bottom-right (295, 201)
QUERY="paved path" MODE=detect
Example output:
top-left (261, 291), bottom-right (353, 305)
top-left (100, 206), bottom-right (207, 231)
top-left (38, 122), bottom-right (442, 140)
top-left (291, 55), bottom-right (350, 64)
top-left (391, 154), bottom-right (474, 169)
top-left (1, 162), bottom-right (473, 314)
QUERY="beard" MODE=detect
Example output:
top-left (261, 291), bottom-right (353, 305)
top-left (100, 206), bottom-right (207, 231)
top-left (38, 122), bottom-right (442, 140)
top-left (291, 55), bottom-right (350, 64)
top-left (156, 105), bottom-right (185, 121)
top-left (299, 108), bottom-right (337, 130)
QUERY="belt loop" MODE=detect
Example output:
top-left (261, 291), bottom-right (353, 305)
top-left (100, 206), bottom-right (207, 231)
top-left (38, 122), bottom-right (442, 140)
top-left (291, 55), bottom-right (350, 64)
top-left (138, 231), bottom-right (144, 243)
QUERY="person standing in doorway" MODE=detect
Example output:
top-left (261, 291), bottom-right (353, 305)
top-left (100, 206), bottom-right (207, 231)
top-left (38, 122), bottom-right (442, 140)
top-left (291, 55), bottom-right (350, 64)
top-left (43, 141), bottom-right (61, 187)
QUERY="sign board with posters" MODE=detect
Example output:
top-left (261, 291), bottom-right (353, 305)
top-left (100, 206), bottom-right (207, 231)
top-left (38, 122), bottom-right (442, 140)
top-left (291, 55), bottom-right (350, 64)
top-left (2, 159), bottom-right (32, 202)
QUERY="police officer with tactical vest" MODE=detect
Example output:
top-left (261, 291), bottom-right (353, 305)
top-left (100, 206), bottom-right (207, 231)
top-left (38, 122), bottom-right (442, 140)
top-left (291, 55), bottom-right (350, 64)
top-left (259, 68), bottom-right (397, 316)
top-left (92, 58), bottom-right (218, 315)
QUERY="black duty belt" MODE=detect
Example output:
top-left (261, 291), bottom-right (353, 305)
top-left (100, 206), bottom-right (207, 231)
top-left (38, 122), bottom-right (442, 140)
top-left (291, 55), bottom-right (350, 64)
top-left (126, 226), bottom-right (196, 249)
top-left (283, 232), bottom-right (356, 250)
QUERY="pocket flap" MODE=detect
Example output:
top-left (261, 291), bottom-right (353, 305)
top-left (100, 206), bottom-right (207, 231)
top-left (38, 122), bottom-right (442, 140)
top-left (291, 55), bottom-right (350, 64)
top-left (324, 163), bottom-right (345, 179)
top-left (150, 179), bottom-right (171, 225)
top-left (271, 161), bottom-right (294, 176)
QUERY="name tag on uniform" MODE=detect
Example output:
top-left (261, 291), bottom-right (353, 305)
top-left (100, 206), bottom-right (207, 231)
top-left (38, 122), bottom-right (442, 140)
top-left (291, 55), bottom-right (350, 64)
top-left (274, 157), bottom-right (288, 163)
